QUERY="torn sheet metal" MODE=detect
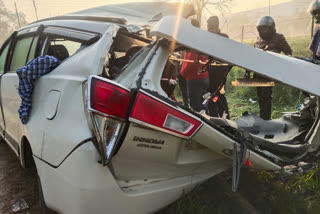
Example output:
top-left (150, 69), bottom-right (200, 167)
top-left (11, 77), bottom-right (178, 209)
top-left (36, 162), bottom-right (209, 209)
top-left (151, 16), bottom-right (320, 96)
top-left (193, 122), bottom-right (281, 171)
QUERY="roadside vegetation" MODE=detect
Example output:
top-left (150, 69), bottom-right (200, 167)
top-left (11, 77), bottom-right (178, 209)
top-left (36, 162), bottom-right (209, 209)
top-left (226, 36), bottom-right (311, 120)
top-left (166, 36), bottom-right (320, 213)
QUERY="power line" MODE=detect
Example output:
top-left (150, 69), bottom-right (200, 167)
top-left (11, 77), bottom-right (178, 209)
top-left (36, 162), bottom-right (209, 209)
top-left (240, 17), bottom-right (311, 27)
top-left (269, 0), bottom-right (271, 16)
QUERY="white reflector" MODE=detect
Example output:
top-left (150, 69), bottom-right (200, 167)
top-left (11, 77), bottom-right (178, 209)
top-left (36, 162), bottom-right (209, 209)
top-left (163, 114), bottom-right (194, 134)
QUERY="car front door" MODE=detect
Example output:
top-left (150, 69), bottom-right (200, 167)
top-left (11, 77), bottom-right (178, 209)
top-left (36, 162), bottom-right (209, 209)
top-left (0, 33), bottom-right (16, 141)
top-left (1, 29), bottom-right (40, 154)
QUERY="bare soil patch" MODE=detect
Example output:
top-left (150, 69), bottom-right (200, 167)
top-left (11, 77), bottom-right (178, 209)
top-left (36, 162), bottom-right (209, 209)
top-left (0, 140), bottom-right (39, 214)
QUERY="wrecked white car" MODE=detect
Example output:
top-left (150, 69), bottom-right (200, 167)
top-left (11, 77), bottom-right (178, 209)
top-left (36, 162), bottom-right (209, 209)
top-left (0, 2), bottom-right (320, 214)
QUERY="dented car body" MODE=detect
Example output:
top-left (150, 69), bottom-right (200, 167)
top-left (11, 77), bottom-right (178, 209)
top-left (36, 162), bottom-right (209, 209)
top-left (0, 2), bottom-right (320, 214)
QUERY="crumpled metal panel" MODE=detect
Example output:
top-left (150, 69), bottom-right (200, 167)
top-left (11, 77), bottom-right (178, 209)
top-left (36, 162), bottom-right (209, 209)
top-left (151, 16), bottom-right (320, 96)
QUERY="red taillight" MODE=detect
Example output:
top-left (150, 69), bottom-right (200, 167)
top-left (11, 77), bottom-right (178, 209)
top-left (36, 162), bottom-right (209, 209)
top-left (130, 91), bottom-right (202, 138)
top-left (89, 76), bottom-right (131, 119)
top-left (88, 75), bottom-right (131, 165)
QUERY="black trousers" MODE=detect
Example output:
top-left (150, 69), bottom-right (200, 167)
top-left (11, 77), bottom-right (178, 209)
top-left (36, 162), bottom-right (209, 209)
top-left (257, 87), bottom-right (273, 120)
top-left (177, 74), bottom-right (188, 106)
top-left (207, 93), bottom-right (230, 119)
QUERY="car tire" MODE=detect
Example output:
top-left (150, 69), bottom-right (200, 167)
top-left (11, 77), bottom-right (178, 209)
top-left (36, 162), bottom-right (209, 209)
top-left (26, 141), bottom-right (58, 214)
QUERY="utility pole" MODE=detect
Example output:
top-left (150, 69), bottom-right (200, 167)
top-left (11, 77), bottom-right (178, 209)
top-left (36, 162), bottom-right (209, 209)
top-left (269, 0), bottom-right (271, 16)
top-left (14, 1), bottom-right (21, 28)
top-left (32, 0), bottom-right (39, 21)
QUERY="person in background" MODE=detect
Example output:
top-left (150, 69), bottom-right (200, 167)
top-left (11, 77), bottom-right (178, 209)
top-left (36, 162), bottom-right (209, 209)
top-left (176, 55), bottom-right (189, 106)
top-left (254, 16), bottom-right (292, 120)
top-left (206, 16), bottom-right (231, 119)
top-left (180, 19), bottom-right (209, 112)
top-left (309, 0), bottom-right (320, 60)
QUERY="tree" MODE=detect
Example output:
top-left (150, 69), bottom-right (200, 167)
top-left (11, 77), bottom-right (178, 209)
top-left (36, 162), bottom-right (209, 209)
top-left (0, 0), bottom-right (27, 44)
top-left (184, 0), bottom-right (233, 23)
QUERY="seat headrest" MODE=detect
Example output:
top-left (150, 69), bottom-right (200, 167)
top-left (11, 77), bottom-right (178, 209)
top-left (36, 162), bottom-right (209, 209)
top-left (48, 44), bottom-right (69, 61)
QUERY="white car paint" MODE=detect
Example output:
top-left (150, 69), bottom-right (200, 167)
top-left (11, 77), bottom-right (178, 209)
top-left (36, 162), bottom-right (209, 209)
top-left (1, 4), bottom-right (318, 214)
top-left (1, 72), bottom-right (21, 155)
top-left (35, 142), bottom-right (226, 214)
top-left (0, 4), bottom-right (231, 213)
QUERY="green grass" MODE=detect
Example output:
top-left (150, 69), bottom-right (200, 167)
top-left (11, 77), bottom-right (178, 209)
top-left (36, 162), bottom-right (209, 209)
top-left (225, 36), bottom-right (310, 120)
top-left (158, 169), bottom-right (320, 214)
top-left (225, 66), bottom-right (304, 120)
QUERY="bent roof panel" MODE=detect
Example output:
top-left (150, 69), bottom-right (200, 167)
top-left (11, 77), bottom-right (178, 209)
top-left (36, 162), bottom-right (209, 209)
top-left (151, 16), bottom-right (320, 96)
top-left (66, 2), bottom-right (195, 25)
top-left (21, 19), bottom-right (113, 35)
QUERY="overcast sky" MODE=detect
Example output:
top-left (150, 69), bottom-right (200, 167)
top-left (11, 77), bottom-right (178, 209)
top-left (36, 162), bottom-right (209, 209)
top-left (3, 0), bottom-right (293, 22)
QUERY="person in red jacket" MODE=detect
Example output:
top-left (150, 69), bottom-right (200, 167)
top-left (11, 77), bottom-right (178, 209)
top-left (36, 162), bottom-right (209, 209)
top-left (180, 19), bottom-right (209, 112)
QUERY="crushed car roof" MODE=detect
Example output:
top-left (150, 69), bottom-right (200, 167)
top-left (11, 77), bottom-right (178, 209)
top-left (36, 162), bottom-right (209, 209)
top-left (30, 2), bottom-right (195, 28)
top-left (23, 2), bottom-right (194, 34)
top-left (151, 16), bottom-right (320, 96)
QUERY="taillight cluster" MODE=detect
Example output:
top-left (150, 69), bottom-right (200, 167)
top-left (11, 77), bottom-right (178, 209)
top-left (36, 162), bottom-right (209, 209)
top-left (88, 75), bottom-right (202, 165)
top-left (89, 76), bottom-right (131, 119)
top-left (130, 92), bottom-right (202, 138)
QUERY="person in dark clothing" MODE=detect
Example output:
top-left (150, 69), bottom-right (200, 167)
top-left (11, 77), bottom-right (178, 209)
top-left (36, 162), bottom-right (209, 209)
top-left (309, 0), bottom-right (320, 60)
top-left (254, 16), bottom-right (292, 120)
top-left (206, 16), bottom-right (231, 119)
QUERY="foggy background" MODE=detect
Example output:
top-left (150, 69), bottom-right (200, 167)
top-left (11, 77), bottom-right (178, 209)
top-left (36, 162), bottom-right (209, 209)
top-left (0, 0), bottom-right (314, 44)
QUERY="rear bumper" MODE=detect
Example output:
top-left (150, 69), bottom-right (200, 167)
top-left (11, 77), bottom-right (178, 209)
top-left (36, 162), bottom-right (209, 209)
top-left (34, 141), bottom-right (225, 214)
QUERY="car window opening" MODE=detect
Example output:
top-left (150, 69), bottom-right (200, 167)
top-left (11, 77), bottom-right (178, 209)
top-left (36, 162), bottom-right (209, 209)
top-left (102, 31), bottom-right (150, 80)
top-left (46, 37), bottom-right (84, 62)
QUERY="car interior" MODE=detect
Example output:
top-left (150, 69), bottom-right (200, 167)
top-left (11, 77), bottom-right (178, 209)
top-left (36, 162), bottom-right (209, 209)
top-left (103, 30), bottom-right (151, 79)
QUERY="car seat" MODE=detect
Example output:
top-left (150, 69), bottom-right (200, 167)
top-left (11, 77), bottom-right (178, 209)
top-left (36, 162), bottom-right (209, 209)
top-left (48, 45), bottom-right (70, 61)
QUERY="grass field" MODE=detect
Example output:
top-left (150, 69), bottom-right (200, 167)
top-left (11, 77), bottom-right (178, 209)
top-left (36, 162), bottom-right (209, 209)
top-left (225, 36), bottom-right (311, 120)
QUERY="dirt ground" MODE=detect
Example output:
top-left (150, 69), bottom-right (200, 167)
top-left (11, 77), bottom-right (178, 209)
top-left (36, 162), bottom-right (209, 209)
top-left (0, 140), bottom-right (39, 214)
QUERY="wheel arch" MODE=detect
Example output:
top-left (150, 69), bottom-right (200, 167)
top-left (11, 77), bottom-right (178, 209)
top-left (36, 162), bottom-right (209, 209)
top-left (20, 136), bottom-right (35, 168)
